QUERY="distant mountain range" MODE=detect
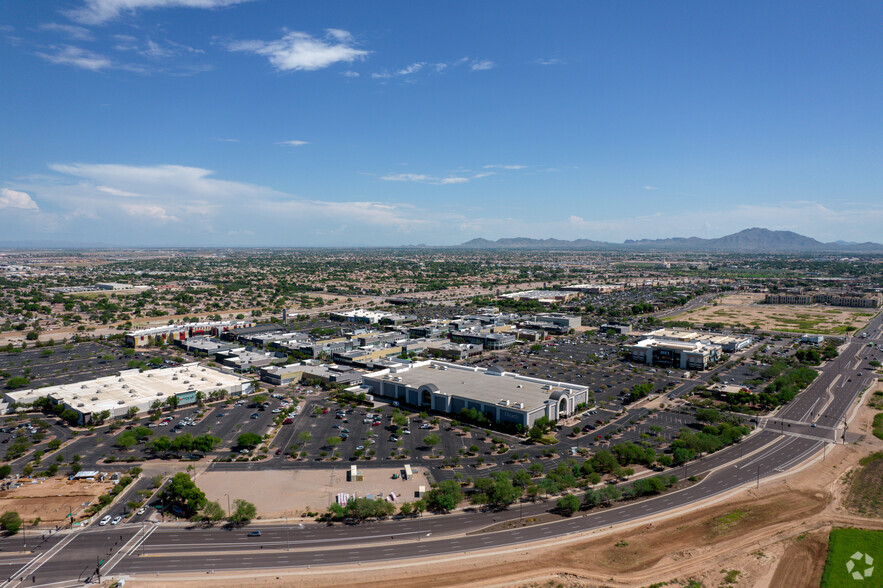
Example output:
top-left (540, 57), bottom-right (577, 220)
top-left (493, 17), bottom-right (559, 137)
top-left (458, 228), bottom-right (883, 253)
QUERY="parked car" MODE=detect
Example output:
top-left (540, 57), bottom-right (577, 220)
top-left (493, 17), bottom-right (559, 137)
top-left (111, 515), bottom-right (122, 525)
top-left (99, 515), bottom-right (112, 526)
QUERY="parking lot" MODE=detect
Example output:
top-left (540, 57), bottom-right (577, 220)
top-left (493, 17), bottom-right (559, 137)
top-left (0, 341), bottom-right (138, 390)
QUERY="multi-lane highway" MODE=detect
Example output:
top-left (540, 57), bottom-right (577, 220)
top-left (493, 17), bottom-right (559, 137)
top-left (1, 313), bottom-right (879, 586)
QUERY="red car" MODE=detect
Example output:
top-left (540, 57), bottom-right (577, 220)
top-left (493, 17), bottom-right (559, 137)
top-left (275, 448), bottom-right (282, 455)
top-left (283, 417), bottom-right (294, 424)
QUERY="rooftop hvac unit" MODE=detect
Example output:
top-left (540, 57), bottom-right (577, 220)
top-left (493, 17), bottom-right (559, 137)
top-left (117, 400), bottom-right (125, 405)
top-left (90, 397), bottom-right (98, 401)
top-left (81, 384), bottom-right (87, 389)
top-left (77, 403), bottom-right (84, 407)
top-left (156, 392), bottom-right (163, 396)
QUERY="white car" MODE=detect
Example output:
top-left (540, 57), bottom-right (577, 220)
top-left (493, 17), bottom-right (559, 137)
top-left (99, 515), bottom-right (112, 526)
top-left (272, 409), bottom-right (282, 414)
top-left (111, 516), bottom-right (122, 525)
top-left (137, 506), bottom-right (148, 515)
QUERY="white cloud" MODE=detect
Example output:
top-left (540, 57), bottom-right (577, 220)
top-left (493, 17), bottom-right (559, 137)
top-left (643, 185), bottom-right (660, 190)
top-left (39, 23), bottom-right (93, 41)
top-left (119, 202), bottom-right (179, 222)
top-left (471, 59), bottom-right (495, 71)
top-left (483, 164), bottom-right (526, 170)
top-left (229, 29), bottom-right (369, 72)
top-left (534, 58), bottom-right (562, 66)
top-left (97, 185), bottom-right (139, 197)
top-left (276, 140), bottom-right (309, 146)
top-left (9, 163), bottom-right (445, 241)
top-left (371, 71), bottom-right (391, 79)
top-left (214, 137), bottom-right (238, 142)
top-left (37, 45), bottom-right (112, 71)
top-left (68, 0), bottom-right (256, 25)
top-left (397, 62), bottom-right (425, 75)
top-left (341, 70), bottom-right (359, 78)
top-left (380, 172), bottom-right (489, 185)
top-left (0, 188), bottom-right (39, 210)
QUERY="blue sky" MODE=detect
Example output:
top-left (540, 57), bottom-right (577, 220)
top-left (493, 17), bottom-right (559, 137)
top-left (1, 1), bottom-right (880, 247)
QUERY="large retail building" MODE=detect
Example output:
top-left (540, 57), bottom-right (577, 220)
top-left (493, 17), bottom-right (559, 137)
top-left (360, 360), bottom-right (588, 428)
top-left (3, 364), bottom-right (252, 425)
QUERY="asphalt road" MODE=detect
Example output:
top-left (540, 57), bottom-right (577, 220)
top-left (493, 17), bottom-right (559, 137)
top-left (1, 312), bottom-right (879, 586)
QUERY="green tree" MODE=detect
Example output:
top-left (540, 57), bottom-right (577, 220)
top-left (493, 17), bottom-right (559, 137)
top-left (162, 473), bottom-right (206, 517)
top-left (0, 511), bottom-right (23, 534)
top-left (424, 480), bottom-right (462, 513)
top-left (556, 493), bottom-right (580, 516)
top-left (423, 433), bottom-right (440, 454)
top-left (237, 433), bottom-right (263, 449)
top-left (0, 465), bottom-right (11, 478)
top-left (326, 436), bottom-right (342, 449)
top-left (228, 499), bottom-right (257, 523)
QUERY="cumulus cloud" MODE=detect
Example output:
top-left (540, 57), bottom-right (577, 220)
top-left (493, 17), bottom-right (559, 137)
top-left (119, 202), bottom-right (179, 222)
top-left (0, 188), bottom-right (39, 210)
top-left (228, 29), bottom-right (369, 72)
top-left (37, 45), bottom-right (112, 71)
top-left (68, 0), bottom-right (255, 25)
top-left (276, 140), bottom-right (309, 146)
top-left (3, 162), bottom-right (452, 244)
top-left (470, 59), bottom-right (495, 71)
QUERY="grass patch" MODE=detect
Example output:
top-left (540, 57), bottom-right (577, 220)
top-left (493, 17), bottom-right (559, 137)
top-left (710, 509), bottom-right (748, 535)
top-left (821, 528), bottom-right (883, 587)
top-left (844, 454), bottom-right (883, 518)
top-left (874, 413), bottom-right (883, 441)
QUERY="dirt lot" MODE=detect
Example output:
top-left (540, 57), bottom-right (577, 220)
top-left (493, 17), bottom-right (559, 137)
top-left (196, 468), bottom-right (431, 518)
top-left (665, 292), bottom-right (877, 335)
top-left (0, 478), bottom-right (114, 526)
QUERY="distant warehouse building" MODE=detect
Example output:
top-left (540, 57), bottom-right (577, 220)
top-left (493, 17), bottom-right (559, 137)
top-left (449, 330), bottom-right (516, 351)
top-left (2, 364), bottom-right (252, 425)
top-left (764, 292), bottom-right (880, 308)
top-left (126, 320), bottom-right (254, 348)
top-left (360, 361), bottom-right (588, 428)
top-left (628, 337), bottom-right (721, 370)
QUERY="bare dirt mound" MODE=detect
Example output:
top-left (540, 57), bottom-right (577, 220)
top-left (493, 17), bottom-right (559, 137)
top-left (770, 529), bottom-right (828, 588)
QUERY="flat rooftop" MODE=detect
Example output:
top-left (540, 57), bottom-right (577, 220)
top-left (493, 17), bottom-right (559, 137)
top-left (372, 361), bottom-right (587, 411)
top-left (6, 363), bottom-right (249, 414)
